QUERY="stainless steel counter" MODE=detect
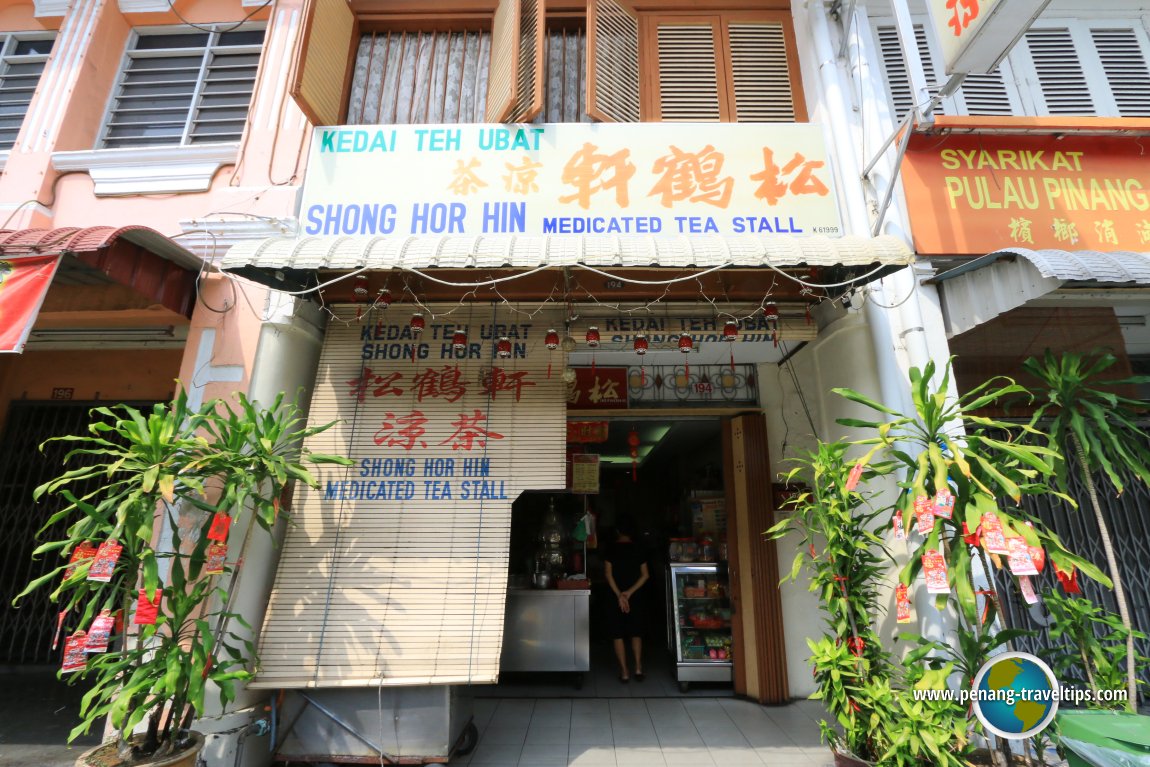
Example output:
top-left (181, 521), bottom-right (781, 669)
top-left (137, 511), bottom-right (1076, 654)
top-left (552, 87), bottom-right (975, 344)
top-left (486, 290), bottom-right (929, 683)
top-left (500, 588), bottom-right (590, 673)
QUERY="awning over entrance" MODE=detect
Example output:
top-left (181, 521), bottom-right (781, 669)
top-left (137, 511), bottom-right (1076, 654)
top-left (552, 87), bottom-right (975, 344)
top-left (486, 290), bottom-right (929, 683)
top-left (0, 226), bottom-right (202, 318)
top-left (934, 248), bottom-right (1150, 337)
top-left (221, 233), bottom-right (913, 288)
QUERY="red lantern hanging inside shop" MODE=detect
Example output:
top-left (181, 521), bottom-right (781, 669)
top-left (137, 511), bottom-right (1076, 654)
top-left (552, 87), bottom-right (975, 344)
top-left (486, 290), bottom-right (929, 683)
top-left (452, 330), bottom-right (468, 350)
top-left (544, 328), bottom-right (559, 378)
top-left (763, 303), bottom-right (780, 346)
top-left (634, 333), bottom-right (649, 384)
top-left (587, 326), bottom-right (601, 374)
top-left (627, 428), bottom-right (641, 483)
top-left (377, 289), bottom-right (392, 308)
top-left (678, 334), bottom-right (694, 377)
top-left (496, 336), bottom-right (512, 359)
top-left (722, 320), bottom-right (738, 372)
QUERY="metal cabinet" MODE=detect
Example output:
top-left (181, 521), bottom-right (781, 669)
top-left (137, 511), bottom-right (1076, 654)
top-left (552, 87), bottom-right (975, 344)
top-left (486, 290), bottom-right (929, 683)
top-left (500, 588), bottom-right (590, 673)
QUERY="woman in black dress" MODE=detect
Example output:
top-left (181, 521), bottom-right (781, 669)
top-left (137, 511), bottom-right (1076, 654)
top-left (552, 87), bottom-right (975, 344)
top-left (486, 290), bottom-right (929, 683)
top-left (605, 516), bottom-right (650, 682)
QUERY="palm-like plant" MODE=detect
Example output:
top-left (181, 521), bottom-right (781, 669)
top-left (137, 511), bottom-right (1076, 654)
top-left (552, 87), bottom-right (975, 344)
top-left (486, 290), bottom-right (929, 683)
top-left (1024, 349), bottom-right (1150, 710)
top-left (14, 390), bottom-right (350, 763)
top-left (835, 360), bottom-right (1107, 628)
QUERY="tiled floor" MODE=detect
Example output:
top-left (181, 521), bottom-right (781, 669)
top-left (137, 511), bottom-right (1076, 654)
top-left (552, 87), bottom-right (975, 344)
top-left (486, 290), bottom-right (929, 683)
top-left (477, 644), bottom-right (735, 699)
top-left (459, 698), bottom-right (834, 767)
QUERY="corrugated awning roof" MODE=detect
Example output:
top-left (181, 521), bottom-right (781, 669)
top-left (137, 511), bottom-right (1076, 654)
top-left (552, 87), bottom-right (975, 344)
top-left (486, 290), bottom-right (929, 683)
top-left (0, 226), bottom-right (202, 270)
top-left (221, 233), bottom-right (913, 272)
top-left (934, 248), bottom-right (1150, 338)
top-left (0, 226), bottom-right (202, 317)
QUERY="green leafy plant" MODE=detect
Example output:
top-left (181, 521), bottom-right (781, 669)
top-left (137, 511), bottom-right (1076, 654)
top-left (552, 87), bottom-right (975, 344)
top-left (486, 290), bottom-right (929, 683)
top-left (14, 390), bottom-right (351, 763)
top-left (1024, 349), bottom-right (1150, 710)
top-left (768, 442), bottom-right (893, 760)
top-left (866, 666), bottom-right (970, 767)
top-left (834, 360), bottom-right (1108, 627)
top-left (1044, 591), bottom-right (1147, 708)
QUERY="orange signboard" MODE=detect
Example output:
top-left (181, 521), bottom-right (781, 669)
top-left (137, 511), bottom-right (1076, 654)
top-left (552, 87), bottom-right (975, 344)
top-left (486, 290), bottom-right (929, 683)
top-left (901, 133), bottom-right (1150, 255)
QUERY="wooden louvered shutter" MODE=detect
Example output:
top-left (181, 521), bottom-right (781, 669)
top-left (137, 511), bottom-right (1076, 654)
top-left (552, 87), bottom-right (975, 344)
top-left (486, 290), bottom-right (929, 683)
top-left (1090, 26), bottom-right (1150, 117)
top-left (957, 69), bottom-right (1015, 115)
top-left (486, 0), bottom-right (546, 123)
top-left (1022, 27), bottom-right (1096, 114)
top-left (289, 0), bottom-right (358, 125)
top-left (873, 23), bottom-right (945, 120)
top-left (586, 0), bottom-right (640, 122)
top-left (650, 18), bottom-right (724, 121)
top-left (725, 18), bottom-right (802, 122)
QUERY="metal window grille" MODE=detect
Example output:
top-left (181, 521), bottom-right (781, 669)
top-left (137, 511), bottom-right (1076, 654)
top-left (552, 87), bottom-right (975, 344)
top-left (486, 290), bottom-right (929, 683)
top-left (0, 34), bottom-right (55, 151)
top-left (99, 27), bottom-right (264, 149)
top-left (0, 401), bottom-right (160, 665)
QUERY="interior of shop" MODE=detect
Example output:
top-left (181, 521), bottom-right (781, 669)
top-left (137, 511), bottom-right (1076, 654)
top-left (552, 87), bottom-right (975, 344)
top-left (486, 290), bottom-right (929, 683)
top-left (490, 418), bottom-right (735, 698)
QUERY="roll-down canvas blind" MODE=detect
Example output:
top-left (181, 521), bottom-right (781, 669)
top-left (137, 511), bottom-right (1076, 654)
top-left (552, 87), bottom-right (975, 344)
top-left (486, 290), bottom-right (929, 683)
top-left (252, 303), bottom-right (566, 688)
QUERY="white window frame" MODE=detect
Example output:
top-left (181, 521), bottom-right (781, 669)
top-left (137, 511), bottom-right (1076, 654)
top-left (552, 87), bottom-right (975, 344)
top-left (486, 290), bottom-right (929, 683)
top-left (96, 23), bottom-right (265, 150)
top-left (869, 14), bottom-right (1150, 119)
top-left (1010, 17), bottom-right (1150, 117)
top-left (0, 32), bottom-right (56, 153)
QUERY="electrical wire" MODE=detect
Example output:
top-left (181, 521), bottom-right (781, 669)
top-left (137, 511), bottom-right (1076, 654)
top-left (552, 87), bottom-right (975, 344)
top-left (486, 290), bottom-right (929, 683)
top-left (163, 0), bottom-right (274, 36)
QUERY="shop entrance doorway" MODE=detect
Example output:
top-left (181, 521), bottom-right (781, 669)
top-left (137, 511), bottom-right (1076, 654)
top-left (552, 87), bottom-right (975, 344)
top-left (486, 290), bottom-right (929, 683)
top-left (490, 417), bottom-right (736, 698)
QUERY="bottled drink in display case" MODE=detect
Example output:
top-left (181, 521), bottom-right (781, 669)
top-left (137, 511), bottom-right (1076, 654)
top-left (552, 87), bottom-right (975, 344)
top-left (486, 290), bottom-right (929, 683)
top-left (666, 562), bottom-right (733, 692)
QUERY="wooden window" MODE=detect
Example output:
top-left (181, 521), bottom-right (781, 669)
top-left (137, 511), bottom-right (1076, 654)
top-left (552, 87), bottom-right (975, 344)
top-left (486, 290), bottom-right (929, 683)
top-left (587, 1), bottom-right (804, 123)
top-left (486, 0), bottom-right (546, 122)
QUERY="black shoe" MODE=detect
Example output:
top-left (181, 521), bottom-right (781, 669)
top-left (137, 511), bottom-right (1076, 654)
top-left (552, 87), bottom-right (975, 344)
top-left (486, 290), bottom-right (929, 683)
top-left (635, 671), bottom-right (645, 682)
top-left (619, 673), bottom-right (630, 683)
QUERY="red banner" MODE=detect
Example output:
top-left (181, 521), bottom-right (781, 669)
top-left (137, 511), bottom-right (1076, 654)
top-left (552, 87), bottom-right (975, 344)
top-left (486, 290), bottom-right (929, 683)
top-left (567, 421), bottom-right (610, 443)
top-left (566, 367), bottom-right (628, 410)
top-left (0, 255), bottom-right (60, 353)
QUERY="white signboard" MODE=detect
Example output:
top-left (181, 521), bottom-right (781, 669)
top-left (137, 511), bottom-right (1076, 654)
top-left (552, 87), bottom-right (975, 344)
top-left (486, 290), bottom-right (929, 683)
top-left (927, 0), bottom-right (1051, 74)
top-left (300, 123), bottom-right (842, 238)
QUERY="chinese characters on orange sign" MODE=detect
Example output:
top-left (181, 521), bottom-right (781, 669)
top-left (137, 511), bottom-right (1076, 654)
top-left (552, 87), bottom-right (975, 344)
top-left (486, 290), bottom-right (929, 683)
top-left (901, 133), bottom-right (1150, 254)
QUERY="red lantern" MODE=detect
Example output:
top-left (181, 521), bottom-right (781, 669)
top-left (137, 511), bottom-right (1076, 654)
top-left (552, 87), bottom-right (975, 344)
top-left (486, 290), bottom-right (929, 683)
top-left (352, 274), bottom-right (369, 298)
top-left (678, 334), bottom-right (693, 377)
top-left (764, 303), bottom-right (780, 347)
top-left (627, 428), bottom-right (641, 483)
top-left (586, 326), bottom-right (601, 348)
top-left (410, 313), bottom-right (425, 334)
top-left (633, 334), bottom-right (648, 355)
top-left (452, 330), bottom-right (468, 350)
top-left (496, 336), bottom-right (512, 359)
top-left (377, 289), bottom-right (392, 308)
top-left (723, 321), bottom-right (738, 372)
top-left (545, 329), bottom-right (560, 350)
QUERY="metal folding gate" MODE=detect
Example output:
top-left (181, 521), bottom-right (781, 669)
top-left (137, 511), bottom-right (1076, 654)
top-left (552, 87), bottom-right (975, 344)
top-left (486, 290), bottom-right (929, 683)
top-left (991, 432), bottom-right (1150, 696)
top-left (0, 401), bottom-right (156, 664)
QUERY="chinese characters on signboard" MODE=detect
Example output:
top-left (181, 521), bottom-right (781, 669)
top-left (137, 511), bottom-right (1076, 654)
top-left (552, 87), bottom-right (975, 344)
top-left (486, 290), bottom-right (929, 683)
top-left (302, 123), bottom-right (842, 237)
top-left (900, 133), bottom-right (1150, 254)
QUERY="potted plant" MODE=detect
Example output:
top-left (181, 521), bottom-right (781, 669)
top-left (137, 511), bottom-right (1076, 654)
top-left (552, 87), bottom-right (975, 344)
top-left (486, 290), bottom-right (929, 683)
top-left (832, 361), bottom-right (1111, 765)
top-left (13, 390), bottom-right (349, 766)
top-left (1023, 349), bottom-right (1150, 710)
